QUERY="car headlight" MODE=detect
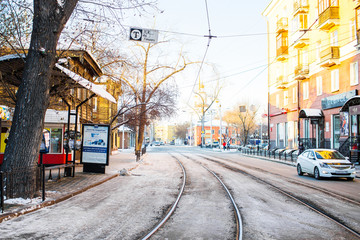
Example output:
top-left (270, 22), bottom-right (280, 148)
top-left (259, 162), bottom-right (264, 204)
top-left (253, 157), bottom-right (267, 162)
top-left (319, 162), bottom-right (330, 168)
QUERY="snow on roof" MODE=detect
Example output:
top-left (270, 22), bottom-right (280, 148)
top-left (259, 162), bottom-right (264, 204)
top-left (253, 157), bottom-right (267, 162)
top-left (118, 126), bottom-right (133, 132)
top-left (0, 53), bottom-right (25, 62)
top-left (55, 63), bottom-right (116, 103)
top-left (299, 109), bottom-right (323, 118)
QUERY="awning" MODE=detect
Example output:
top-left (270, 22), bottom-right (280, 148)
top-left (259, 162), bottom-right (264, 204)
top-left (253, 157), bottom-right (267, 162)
top-left (339, 96), bottom-right (360, 112)
top-left (55, 64), bottom-right (116, 103)
top-left (299, 109), bottom-right (324, 118)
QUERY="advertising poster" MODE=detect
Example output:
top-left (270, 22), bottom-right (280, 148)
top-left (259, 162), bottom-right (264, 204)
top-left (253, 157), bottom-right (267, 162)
top-left (81, 124), bottom-right (110, 165)
top-left (340, 112), bottom-right (349, 137)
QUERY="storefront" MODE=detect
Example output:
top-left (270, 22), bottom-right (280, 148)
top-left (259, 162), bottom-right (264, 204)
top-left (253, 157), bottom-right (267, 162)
top-left (340, 96), bottom-right (360, 163)
top-left (0, 109), bottom-right (74, 165)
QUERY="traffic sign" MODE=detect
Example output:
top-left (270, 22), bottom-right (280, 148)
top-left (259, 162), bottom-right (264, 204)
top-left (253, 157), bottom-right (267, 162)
top-left (129, 27), bottom-right (159, 43)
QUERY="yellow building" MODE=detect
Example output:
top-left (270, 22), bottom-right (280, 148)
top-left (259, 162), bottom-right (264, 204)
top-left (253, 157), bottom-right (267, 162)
top-left (154, 123), bottom-right (176, 144)
top-left (263, 0), bottom-right (360, 153)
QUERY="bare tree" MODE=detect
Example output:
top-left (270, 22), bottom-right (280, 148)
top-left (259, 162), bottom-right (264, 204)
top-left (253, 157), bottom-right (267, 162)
top-left (0, 0), bottom-right (156, 198)
top-left (175, 122), bottom-right (189, 141)
top-left (120, 42), bottom-right (189, 161)
top-left (223, 104), bottom-right (259, 146)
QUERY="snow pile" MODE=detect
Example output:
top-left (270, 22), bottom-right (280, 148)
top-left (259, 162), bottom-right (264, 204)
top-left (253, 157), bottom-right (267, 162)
top-left (4, 197), bottom-right (42, 205)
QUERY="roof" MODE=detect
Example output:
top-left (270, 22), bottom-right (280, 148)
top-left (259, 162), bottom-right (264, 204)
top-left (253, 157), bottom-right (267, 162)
top-left (55, 64), bottom-right (116, 103)
top-left (340, 96), bottom-right (360, 112)
top-left (299, 109), bottom-right (324, 118)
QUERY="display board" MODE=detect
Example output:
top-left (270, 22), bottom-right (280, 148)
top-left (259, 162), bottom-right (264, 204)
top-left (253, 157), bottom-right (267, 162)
top-left (81, 124), bottom-right (110, 165)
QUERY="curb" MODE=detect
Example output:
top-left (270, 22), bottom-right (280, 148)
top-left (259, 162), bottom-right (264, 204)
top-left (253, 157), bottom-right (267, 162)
top-left (0, 173), bottom-right (119, 223)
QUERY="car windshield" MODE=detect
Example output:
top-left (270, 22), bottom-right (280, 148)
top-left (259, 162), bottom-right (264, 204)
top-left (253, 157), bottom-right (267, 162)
top-left (314, 150), bottom-right (345, 160)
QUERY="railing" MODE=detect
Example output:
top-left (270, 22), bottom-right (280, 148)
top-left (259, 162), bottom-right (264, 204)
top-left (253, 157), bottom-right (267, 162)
top-left (338, 137), bottom-right (350, 157)
top-left (318, 6), bottom-right (339, 27)
top-left (276, 46), bottom-right (288, 58)
top-left (239, 148), bottom-right (298, 163)
top-left (276, 17), bottom-right (288, 32)
top-left (320, 46), bottom-right (339, 62)
top-left (0, 166), bottom-right (41, 202)
top-left (293, 0), bottom-right (309, 13)
top-left (294, 64), bottom-right (309, 76)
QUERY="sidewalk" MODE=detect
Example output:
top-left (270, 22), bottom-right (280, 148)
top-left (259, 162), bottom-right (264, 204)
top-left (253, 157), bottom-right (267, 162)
top-left (238, 152), bottom-right (360, 179)
top-left (0, 149), bottom-right (141, 222)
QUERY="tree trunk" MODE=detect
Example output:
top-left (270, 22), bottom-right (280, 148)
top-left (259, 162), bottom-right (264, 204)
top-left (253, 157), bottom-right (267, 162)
top-left (135, 104), bottom-right (146, 161)
top-left (0, 0), bottom-right (78, 198)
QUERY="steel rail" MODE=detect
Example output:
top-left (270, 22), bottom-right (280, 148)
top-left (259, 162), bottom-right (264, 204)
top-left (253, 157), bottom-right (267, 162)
top-left (201, 164), bottom-right (243, 240)
top-left (200, 153), bottom-right (360, 206)
top-left (141, 154), bottom-right (186, 240)
top-left (199, 154), bottom-right (360, 239)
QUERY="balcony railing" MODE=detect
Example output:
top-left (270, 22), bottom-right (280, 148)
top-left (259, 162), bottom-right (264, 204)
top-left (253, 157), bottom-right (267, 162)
top-left (293, 0), bottom-right (309, 15)
top-left (318, 6), bottom-right (339, 30)
top-left (291, 30), bottom-right (309, 48)
top-left (294, 64), bottom-right (309, 80)
top-left (276, 76), bottom-right (288, 89)
top-left (319, 46), bottom-right (340, 67)
top-left (276, 46), bottom-right (288, 61)
top-left (276, 18), bottom-right (288, 33)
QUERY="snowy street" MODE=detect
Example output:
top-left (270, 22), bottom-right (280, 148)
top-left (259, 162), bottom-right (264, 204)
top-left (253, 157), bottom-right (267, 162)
top-left (0, 146), bottom-right (359, 239)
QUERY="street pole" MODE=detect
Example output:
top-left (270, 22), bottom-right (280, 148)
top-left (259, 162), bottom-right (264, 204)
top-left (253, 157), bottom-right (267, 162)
top-left (219, 104), bottom-right (222, 148)
top-left (190, 114), bottom-right (193, 146)
top-left (210, 110), bottom-right (213, 147)
top-left (122, 114), bottom-right (125, 151)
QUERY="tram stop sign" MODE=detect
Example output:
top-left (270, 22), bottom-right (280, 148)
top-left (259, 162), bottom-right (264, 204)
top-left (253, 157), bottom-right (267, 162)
top-left (129, 27), bottom-right (159, 43)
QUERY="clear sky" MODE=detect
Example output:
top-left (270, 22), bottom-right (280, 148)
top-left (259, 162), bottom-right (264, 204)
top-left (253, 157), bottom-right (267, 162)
top-left (124, 0), bottom-right (271, 120)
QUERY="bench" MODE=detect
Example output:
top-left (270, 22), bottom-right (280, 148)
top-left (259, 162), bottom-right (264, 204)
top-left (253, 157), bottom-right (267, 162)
top-left (45, 164), bottom-right (75, 180)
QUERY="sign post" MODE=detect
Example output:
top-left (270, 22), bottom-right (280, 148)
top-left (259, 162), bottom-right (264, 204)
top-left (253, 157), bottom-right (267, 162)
top-left (81, 124), bottom-right (110, 173)
top-left (129, 27), bottom-right (159, 43)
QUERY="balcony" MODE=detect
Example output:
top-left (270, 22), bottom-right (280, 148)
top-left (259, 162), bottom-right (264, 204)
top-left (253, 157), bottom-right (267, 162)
top-left (276, 18), bottom-right (288, 33)
top-left (356, 30), bottom-right (360, 50)
top-left (276, 46), bottom-right (288, 61)
top-left (291, 29), bottom-right (309, 48)
top-left (294, 64), bottom-right (309, 80)
top-left (318, 7), bottom-right (339, 31)
top-left (319, 46), bottom-right (340, 67)
top-left (293, 0), bottom-right (309, 15)
top-left (276, 76), bottom-right (288, 89)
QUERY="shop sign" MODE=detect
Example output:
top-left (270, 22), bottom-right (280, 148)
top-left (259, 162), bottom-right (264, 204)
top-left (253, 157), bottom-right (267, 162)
top-left (321, 90), bottom-right (357, 110)
top-left (0, 105), bottom-right (13, 121)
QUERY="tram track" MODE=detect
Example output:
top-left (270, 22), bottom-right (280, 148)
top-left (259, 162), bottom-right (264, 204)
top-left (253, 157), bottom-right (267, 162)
top-left (200, 153), bottom-right (360, 206)
top-left (195, 153), bottom-right (360, 239)
top-left (142, 153), bottom-right (243, 240)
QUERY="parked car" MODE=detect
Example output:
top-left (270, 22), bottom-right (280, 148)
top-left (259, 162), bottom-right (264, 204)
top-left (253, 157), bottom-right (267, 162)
top-left (296, 149), bottom-right (356, 180)
top-left (152, 141), bottom-right (160, 146)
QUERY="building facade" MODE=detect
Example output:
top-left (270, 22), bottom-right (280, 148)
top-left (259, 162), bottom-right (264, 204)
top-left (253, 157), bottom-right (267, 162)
top-left (263, 0), bottom-right (360, 153)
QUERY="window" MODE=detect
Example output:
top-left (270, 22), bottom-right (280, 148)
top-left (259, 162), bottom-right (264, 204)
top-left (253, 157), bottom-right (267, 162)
top-left (303, 81), bottom-right (309, 100)
top-left (292, 14), bottom-right (308, 31)
top-left (350, 62), bottom-right (359, 86)
top-left (93, 97), bottom-right (98, 112)
top-left (276, 94), bottom-right (280, 108)
top-left (48, 128), bottom-right (62, 154)
top-left (318, 0), bottom-right (338, 15)
top-left (350, 20), bottom-right (356, 41)
top-left (284, 91), bottom-right (288, 106)
top-left (330, 30), bottom-right (338, 46)
top-left (293, 86), bottom-right (297, 103)
top-left (316, 42), bottom-right (321, 62)
top-left (331, 69), bottom-right (339, 92)
top-left (316, 76), bottom-right (323, 96)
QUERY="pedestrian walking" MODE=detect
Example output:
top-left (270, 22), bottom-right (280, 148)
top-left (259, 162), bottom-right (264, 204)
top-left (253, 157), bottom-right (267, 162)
top-left (298, 142), bottom-right (305, 155)
top-left (222, 141), bottom-right (226, 151)
top-left (227, 142), bottom-right (230, 151)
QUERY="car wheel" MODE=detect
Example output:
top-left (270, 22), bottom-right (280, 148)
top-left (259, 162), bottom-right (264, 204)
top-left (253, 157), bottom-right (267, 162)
top-left (347, 177), bottom-right (354, 181)
top-left (297, 164), bottom-right (303, 176)
top-left (314, 167), bottom-right (321, 180)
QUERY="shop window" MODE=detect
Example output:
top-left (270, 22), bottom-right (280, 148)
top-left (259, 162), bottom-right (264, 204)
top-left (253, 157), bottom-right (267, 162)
top-left (48, 128), bottom-right (62, 153)
top-left (333, 115), bottom-right (340, 149)
top-left (350, 62), bottom-right (359, 86)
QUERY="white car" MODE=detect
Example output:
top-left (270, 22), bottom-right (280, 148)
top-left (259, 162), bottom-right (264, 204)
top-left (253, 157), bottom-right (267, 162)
top-left (296, 149), bottom-right (356, 181)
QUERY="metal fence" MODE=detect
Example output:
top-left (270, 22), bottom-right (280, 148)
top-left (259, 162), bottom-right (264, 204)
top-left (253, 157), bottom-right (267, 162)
top-left (239, 148), bottom-right (298, 163)
top-left (1, 166), bottom-right (41, 212)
